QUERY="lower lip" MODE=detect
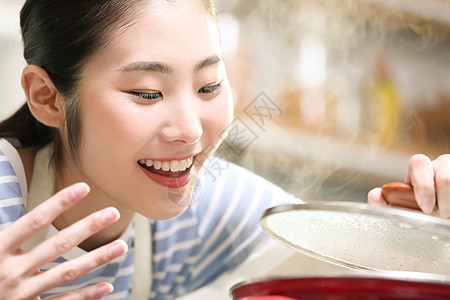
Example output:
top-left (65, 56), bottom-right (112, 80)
top-left (139, 163), bottom-right (193, 189)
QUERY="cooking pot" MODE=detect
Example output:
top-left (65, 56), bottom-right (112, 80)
top-left (230, 200), bottom-right (450, 299)
top-left (230, 274), bottom-right (450, 299)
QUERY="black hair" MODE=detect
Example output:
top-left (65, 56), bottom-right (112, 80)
top-left (0, 0), bottom-right (218, 164)
top-left (0, 0), bottom-right (147, 164)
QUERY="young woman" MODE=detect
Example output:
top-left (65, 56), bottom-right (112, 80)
top-left (0, 0), bottom-right (448, 299)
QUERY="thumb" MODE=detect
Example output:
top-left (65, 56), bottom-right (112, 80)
top-left (367, 187), bottom-right (387, 206)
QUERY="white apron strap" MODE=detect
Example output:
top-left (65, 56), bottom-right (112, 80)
top-left (131, 213), bottom-right (153, 300)
top-left (21, 143), bottom-right (54, 251)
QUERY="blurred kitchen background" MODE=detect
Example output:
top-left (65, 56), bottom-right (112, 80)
top-left (213, 0), bottom-right (450, 204)
top-left (1, 0), bottom-right (450, 204)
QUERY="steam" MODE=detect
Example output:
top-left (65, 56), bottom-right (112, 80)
top-left (213, 0), bottom-right (450, 203)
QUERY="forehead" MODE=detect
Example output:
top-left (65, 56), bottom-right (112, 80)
top-left (88, 0), bottom-right (221, 72)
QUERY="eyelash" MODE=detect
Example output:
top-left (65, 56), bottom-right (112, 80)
top-left (130, 82), bottom-right (222, 101)
top-left (131, 91), bottom-right (162, 100)
top-left (199, 82), bottom-right (222, 94)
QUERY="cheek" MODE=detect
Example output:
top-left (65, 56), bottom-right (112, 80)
top-left (220, 92), bottom-right (234, 136)
top-left (77, 99), bottom-right (146, 168)
top-left (224, 90), bottom-right (235, 124)
top-left (81, 96), bottom-right (150, 143)
top-left (209, 91), bottom-right (234, 135)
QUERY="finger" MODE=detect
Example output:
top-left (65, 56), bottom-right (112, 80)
top-left (45, 282), bottom-right (113, 300)
top-left (26, 240), bottom-right (127, 297)
top-left (1, 183), bottom-right (90, 251)
top-left (367, 187), bottom-right (387, 206)
top-left (432, 154), bottom-right (450, 218)
top-left (406, 154), bottom-right (435, 214)
top-left (23, 207), bottom-right (120, 273)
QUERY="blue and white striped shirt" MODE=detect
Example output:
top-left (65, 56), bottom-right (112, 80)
top-left (0, 140), bottom-right (299, 299)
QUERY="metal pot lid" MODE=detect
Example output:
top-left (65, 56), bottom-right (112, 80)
top-left (260, 202), bottom-right (450, 276)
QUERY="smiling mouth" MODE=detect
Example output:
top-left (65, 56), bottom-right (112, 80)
top-left (138, 157), bottom-right (195, 188)
top-left (138, 157), bottom-right (193, 175)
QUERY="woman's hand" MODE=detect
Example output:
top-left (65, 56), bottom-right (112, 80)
top-left (368, 154), bottom-right (450, 218)
top-left (0, 182), bottom-right (128, 300)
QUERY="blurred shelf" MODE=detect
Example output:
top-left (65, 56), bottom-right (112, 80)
top-left (241, 122), bottom-right (412, 183)
top-left (334, 0), bottom-right (450, 45)
top-left (361, 0), bottom-right (450, 25)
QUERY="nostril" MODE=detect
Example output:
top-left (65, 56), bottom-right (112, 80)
top-left (161, 117), bottom-right (203, 144)
top-left (159, 100), bottom-right (203, 144)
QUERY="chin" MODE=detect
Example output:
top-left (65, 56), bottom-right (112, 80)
top-left (145, 182), bottom-right (201, 220)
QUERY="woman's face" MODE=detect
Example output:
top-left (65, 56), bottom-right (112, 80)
top-left (69, 0), bottom-right (233, 219)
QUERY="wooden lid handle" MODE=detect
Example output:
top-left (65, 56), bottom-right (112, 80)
top-left (381, 182), bottom-right (421, 211)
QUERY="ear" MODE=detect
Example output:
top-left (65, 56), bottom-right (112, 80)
top-left (21, 65), bottom-right (65, 128)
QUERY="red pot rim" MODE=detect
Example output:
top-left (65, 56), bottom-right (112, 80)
top-left (230, 275), bottom-right (450, 300)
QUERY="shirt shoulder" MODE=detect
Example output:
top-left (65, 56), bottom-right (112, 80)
top-left (195, 158), bottom-right (300, 231)
top-left (0, 139), bottom-right (26, 230)
top-left (150, 158), bottom-right (301, 298)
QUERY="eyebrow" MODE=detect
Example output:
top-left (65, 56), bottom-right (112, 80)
top-left (194, 55), bottom-right (223, 72)
top-left (119, 61), bottom-right (172, 73)
top-left (119, 55), bottom-right (223, 74)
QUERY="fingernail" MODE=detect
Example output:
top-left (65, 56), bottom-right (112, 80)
top-left (102, 208), bottom-right (119, 224)
top-left (70, 183), bottom-right (89, 201)
top-left (97, 283), bottom-right (113, 296)
top-left (442, 210), bottom-right (450, 219)
top-left (421, 199), bottom-right (434, 214)
top-left (109, 240), bottom-right (127, 257)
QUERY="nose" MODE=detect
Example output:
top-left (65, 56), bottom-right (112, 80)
top-left (160, 98), bottom-right (203, 144)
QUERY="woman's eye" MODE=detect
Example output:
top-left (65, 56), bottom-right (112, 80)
top-left (199, 82), bottom-right (222, 94)
top-left (131, 91), bottom-right (163, 100)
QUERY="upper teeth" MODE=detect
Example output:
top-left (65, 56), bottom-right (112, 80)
top-left (139, 157), bottom-right (193, 172)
